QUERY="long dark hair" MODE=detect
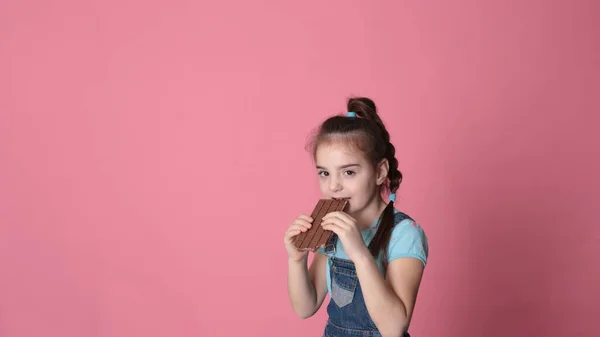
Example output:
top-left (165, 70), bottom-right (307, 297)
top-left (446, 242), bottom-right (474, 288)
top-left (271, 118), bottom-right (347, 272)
top-left (307, 97), bottom-right (402, 271)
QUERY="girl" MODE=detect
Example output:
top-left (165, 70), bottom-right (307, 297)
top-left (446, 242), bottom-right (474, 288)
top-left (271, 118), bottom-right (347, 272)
top-left (284, 97), bottom-right (429, 337)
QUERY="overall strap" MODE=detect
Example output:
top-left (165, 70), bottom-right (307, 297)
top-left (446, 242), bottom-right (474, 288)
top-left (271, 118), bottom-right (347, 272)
top-left (393, 211), bottom-right (413, 226)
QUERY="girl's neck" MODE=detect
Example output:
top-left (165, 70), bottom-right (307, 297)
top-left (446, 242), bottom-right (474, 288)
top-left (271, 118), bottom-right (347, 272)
top-left (351, 195), bottom-right (388, 231)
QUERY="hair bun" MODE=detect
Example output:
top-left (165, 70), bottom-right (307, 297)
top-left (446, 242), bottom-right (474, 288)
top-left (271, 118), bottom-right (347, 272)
top-left (347, 97), bottom-right (377, 119)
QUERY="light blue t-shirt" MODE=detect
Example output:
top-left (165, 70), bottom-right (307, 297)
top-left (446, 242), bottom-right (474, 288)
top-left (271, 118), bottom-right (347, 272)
top-left (317, 209), bottom-right (429, 294)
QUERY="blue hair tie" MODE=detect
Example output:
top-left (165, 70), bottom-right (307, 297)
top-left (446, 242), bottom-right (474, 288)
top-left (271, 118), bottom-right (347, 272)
top-left (346, 111), bottom-right (357, 117)
top-left (389, 193), bottom-right (396, 202)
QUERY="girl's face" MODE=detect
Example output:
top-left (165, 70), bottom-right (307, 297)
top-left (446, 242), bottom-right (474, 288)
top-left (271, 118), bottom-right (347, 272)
top-left (315, 141), bottom-right (385, 215)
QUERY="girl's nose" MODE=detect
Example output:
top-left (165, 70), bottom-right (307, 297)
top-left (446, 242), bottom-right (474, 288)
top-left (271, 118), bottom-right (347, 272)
top-left (329, 178), bottom-right (342, 193)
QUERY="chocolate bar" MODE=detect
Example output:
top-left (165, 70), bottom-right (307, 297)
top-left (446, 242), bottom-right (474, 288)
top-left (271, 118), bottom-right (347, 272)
top-left (292, 198), bottom-right (348, 251)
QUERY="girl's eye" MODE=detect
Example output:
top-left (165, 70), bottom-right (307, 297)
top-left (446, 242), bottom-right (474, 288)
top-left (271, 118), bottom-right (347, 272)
top-left (318, 171), bottom-right (329, 177)
top-left (344, 170), bottom-right (355, 176)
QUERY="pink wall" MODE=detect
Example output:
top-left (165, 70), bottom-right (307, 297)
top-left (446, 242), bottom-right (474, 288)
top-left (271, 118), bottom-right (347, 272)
top-left (1, 1), bottom-right (598, 336)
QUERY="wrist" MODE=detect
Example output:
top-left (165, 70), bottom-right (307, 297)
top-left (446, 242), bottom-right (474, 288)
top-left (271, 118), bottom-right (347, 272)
top-left (289, 254), bottom-right (308, 264)
top-left (352, 248), bottom-right (375, 266)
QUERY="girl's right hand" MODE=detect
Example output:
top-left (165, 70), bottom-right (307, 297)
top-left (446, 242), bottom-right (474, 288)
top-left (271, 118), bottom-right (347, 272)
top-left (284, 214), bottom-right (314, 262)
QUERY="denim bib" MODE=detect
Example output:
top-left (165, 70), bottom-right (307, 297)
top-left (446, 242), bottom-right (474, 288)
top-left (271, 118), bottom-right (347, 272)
top-left (321, 212), bottom-right (412, 337)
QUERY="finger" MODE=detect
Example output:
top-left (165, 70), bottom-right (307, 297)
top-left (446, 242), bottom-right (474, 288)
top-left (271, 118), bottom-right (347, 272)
top-left (292, 219), bottom-right (312, 229)
top-left (284, 232), bottom-right (302, 245)
top-left (321, 216), bottom-right (351, 230)
top-left (284, 229), bottom-right (303, 240)
top-left (322, 211), bottom-right (355, 224)
top-left (321, 223), bottom-right (343, 236)
top-left (298, 214), bottom-right (314, 223)
top-left (288, 224), bottom-right (310, 233)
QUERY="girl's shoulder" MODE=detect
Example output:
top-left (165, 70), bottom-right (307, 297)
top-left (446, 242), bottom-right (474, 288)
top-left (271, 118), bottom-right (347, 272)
top-left (389, 209), bottom-right (429, 265)
top-left (391, 208), bottom-right (426, 235)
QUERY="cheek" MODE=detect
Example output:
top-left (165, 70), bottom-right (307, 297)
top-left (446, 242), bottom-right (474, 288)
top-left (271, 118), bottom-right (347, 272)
top-left (318, 179), bottom-right (329, 193)
top-left (348, 177), bottom-right (376, 199)
top-left (352, 175), bottom-right (372, 191)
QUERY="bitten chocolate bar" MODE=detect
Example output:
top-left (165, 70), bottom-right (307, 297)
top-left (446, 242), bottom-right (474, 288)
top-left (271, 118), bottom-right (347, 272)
top-left (292, 198), bottom-right (348, 251)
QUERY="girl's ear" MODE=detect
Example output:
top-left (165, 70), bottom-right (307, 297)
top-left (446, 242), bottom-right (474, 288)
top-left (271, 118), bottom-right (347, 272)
top-left (376, 158), bottom-right (389, 186)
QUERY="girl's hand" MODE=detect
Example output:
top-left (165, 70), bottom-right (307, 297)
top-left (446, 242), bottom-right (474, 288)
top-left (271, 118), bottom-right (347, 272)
top-left (284, 214), bottom-right (314, 262)
top-left (321, 211), bottom-right (370, 262)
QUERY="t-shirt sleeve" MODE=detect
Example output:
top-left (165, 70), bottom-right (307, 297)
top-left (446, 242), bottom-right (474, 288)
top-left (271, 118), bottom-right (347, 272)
top-left (387, 219), bottom-right (429, 266)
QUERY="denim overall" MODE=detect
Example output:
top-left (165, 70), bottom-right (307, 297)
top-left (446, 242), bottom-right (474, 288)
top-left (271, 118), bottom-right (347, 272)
top-left (321, 212), bottom-right (412, 337)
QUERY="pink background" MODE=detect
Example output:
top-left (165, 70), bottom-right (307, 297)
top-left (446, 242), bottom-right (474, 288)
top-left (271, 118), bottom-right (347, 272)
top-left (1, 1), bottom-right (599, 336)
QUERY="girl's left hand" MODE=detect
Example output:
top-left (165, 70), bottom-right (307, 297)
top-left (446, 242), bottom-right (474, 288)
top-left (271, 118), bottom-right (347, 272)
top-left (321, 211), bottom-right (370, 262)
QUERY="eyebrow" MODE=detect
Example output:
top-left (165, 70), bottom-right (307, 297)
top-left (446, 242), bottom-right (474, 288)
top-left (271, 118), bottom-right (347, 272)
top-left (316, 164), bottom-right (361, 170)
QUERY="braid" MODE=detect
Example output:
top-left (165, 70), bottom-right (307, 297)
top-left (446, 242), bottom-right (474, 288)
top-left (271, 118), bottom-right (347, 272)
top-left (365, 107), bottom-right (403, 197)
top-left (354, 100), bottom-right (403, 273)
top-left (368, 137), bottom-right (403, 273)
top-left (386, 142), bottom-right (402, 195)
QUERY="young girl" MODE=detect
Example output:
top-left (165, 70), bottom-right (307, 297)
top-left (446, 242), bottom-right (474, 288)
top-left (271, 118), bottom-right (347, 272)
top-left (284, 97), bottom-right (429, 337)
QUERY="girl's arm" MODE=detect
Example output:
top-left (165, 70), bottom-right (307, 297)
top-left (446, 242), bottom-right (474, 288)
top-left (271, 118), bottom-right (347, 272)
top-left (287, 252), bottom-right (329, 319)
top-left (353, 254), bottom-right (424, 337)
top-left (319, 211), bottom-right (427, 336)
